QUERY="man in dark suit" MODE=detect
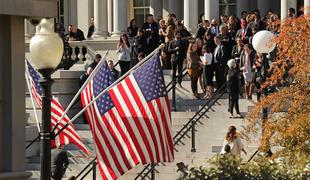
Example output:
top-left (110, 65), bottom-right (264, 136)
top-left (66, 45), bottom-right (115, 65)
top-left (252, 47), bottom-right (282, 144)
top-left (195, 20), bottom-right (210, 39)
top-left (168, 31), bottom-right (187, 86)
top-left (235, 19), bottom-right (251, 44)
top-left (51, 145), bottom-right (69, 180)
top-left (68, 25), bottom-right (87, 61)
top-left (213, 35), bottom-right (228, 88)
top-left (107, 59), bottom-right (119, 80)
top-left (142, 14), bottom-right (159, 55)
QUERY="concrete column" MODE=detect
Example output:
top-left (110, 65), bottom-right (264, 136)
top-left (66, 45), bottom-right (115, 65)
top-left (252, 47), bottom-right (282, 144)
top-left (168, 0), bottom-right (181, 18)
top-left (257, 0), bottom-right (270, 17)
top-left (112, 0), bottom-right (127, 37)
top-left (77, 0), bottom-right (93, 37)
top-left (184, 0), bottom-right (198, 34)
top-left (163, 0), bottom-right (169, 20)
top-left (305, 0), bottom-right (310, 14)
top-left (24, 19), bottom-right (35, 41)
top-left (204, 0), bottom-right (219, 21)
top-left (150, 0), bottom-right (163, 20)
top-left (93, 0), bottom-right (109, 38)
top-left (281, 0), bottom-right (297, 20)
top-left (0, 15), bottom-right (31, 180)
top-left (108, 0), bottom-right (113, 34)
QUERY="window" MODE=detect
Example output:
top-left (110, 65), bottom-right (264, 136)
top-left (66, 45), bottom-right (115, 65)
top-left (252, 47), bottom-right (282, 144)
top-left (133, 0), bottom-right (150, 27)
top-left (219, 0), bottom-right (237, 16)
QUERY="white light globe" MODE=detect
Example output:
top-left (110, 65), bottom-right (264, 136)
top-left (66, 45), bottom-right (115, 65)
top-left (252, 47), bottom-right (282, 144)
top-left (252, 30), bottom-right (276, 53)
top-left (29, 18), bottom-right (64, 69)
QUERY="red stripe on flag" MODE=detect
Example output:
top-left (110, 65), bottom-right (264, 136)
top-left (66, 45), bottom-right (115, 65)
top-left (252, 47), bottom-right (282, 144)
top-left (107, 110), bottom-right (140, 165)
top-left (116, 83), bottom-right (155, 163)
top-left (124, 77), bottom-right (161, 162)
top-left (93, 115), bottom-right (125, 175)
top-left (109, 88), bottom-right (147, 163)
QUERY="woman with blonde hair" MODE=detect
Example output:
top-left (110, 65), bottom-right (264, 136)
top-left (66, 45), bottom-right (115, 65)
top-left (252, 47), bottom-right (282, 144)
top-left (221, 126), bottom-right (247, 156)
top-left (187, 43), bottom-right (201, 99)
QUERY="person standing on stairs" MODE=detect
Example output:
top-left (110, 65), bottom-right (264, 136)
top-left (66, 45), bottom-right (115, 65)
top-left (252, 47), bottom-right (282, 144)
top-left (240, 44), bottom-right (255, 100)
top-left (201, 44), bottom-right (214, 99)
top-left (227, 59), bottom-right (242, 118)
top-left (117, 33), bottom-right (131, 76)
top-left (51, 145), bottom-right (69, 180)
top-left (187, 43), bottom-right (202, 99)
top-left (221, 126), bottom-right (247, 157)
top-left (168, 31), bottom-right (187, 87)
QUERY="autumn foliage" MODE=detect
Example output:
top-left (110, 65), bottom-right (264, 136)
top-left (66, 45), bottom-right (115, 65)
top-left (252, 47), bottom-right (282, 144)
top-left (246, 15), bottom-right (310, 160)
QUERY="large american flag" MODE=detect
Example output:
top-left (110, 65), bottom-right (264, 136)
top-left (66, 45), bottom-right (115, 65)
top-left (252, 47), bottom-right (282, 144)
top-left (81, 54), bottom-right (174, 179)
top-left (26, 60), bottom-right (88, 155)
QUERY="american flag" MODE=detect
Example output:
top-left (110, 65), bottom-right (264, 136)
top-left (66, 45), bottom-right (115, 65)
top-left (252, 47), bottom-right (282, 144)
top-left (26, 60), bottom-right (88, 155)
top-left (81, 54), bottom-right (174, 179)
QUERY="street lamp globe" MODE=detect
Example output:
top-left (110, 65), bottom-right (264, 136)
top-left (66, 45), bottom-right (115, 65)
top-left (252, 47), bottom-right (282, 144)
top-left (29, 18), bottom-right (63, 70)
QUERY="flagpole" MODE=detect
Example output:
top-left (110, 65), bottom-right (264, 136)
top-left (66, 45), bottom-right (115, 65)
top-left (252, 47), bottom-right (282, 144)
top-left (51, 51), bottom-right (108, 133)
top-left (54, 44), bottom-right (165, 137)
top-left (25, 72), bottom-right (41, 132)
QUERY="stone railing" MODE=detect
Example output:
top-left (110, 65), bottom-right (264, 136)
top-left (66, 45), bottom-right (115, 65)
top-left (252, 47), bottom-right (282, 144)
top-left (67, 40), bottom-right (88, 61)
top-left (58, 41), bottom-right (95, 70)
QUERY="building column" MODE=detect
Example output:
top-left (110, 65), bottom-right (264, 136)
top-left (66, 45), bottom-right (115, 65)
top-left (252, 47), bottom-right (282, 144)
top-left (77, 0), bottom-right (93, 38)
top-left (204, 0), bottom-right (219, 21)
top-left (0, 15), bottom-right (31, 180)
top-left (257, 0), bottom-right (270, 18)
top-left (281, 0), bottom-right (297, 20)
top-left (163, 0), bottom-right (169, 20)
top-left (108, 0), bottom-right (113, 35)
top-left (93, 0), bottom-right (109, 39)
top-left (24, 19), bottom-right (35, 41)
top-left (150, 0), bottom-right (163, 20)
top-left (168, 0), bottom-right (181, 19)
top-left (305, 0), bottom-right (310, 14)
top-left (184, 0), bottom-right (198, 34)
top-left (112, 0), bottom-right (127, 37)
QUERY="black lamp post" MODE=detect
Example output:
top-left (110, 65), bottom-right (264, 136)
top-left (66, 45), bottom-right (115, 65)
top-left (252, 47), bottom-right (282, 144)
top-left (29, 18), bottom-right (64, 180)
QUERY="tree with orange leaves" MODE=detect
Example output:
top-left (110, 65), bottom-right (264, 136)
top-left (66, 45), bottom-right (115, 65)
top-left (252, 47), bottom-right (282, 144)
top-left (246, 14), bottom-right (310, 162)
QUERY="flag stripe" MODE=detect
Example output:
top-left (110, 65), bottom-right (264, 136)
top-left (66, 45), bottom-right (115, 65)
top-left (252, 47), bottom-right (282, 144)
top-left (125, 76), bottom-right (164, 162)
top-left (108, 109), bottom-right (141, 165)
top-left (93, 112), bottom-right (124, 176)
top-left (93, 103), bottom-right (130, 173)
top-left (26, 61), bottom-right (88, 155)
top-left (112, 83), bottom-right (155, 163)
top-left (119, 78), bottom-right (159, 162)
top-left (80, 55), bottom-right (174, 179)
top-left (148, 100), bottom-right (167, 162)
top-left (109, 88), bottom-right (148, 163)
top-left (103, 111), bottom-right (138, 168)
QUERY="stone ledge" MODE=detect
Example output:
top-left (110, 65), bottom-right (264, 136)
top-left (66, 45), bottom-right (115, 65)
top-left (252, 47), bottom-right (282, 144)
top-left (0, 171), bottom-right (32, 180)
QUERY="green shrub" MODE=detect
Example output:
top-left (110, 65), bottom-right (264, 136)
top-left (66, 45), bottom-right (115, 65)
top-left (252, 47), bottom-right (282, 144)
top-left (185, 153), bottom-right (309, 180)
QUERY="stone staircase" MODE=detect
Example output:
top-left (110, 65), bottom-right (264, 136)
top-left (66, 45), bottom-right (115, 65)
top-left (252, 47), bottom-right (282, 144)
top-left (25, 63), bottom-right (259, 179)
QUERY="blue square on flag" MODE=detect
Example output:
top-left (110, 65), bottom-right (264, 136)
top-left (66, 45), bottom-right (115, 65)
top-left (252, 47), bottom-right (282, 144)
top-left (133, 54), bottom-right (167, 101)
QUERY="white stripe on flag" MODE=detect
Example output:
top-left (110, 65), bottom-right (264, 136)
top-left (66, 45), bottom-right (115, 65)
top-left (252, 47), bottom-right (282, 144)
top-left (110, 86), bottom-right (151, 163)
top-left (127, 75), bottom-right (164, 162)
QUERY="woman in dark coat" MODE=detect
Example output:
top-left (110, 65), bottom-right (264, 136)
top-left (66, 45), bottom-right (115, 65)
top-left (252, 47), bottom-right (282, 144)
top-left (227, 59), bottom-right (242, 118)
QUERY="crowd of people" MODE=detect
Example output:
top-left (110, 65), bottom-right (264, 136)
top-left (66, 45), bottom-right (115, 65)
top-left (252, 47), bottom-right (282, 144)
top-left (119, 8), bottom-right (290, 118)
top-left (69, 7), bottom-right (294, 118)
top-left (50, 8), bottom-right (299, 177)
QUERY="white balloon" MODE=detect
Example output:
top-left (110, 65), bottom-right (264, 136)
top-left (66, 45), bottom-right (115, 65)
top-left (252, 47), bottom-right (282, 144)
top-left (252, 30), bottom-right (276, 53)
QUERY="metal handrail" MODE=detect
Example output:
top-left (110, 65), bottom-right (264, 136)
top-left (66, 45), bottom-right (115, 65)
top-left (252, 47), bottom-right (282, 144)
top-left (135, 83), bottom-right (227, 179)
top-left (166, 67), bottom-right (187, 91)
top-left (75, 158), bottom-right (96, 179)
